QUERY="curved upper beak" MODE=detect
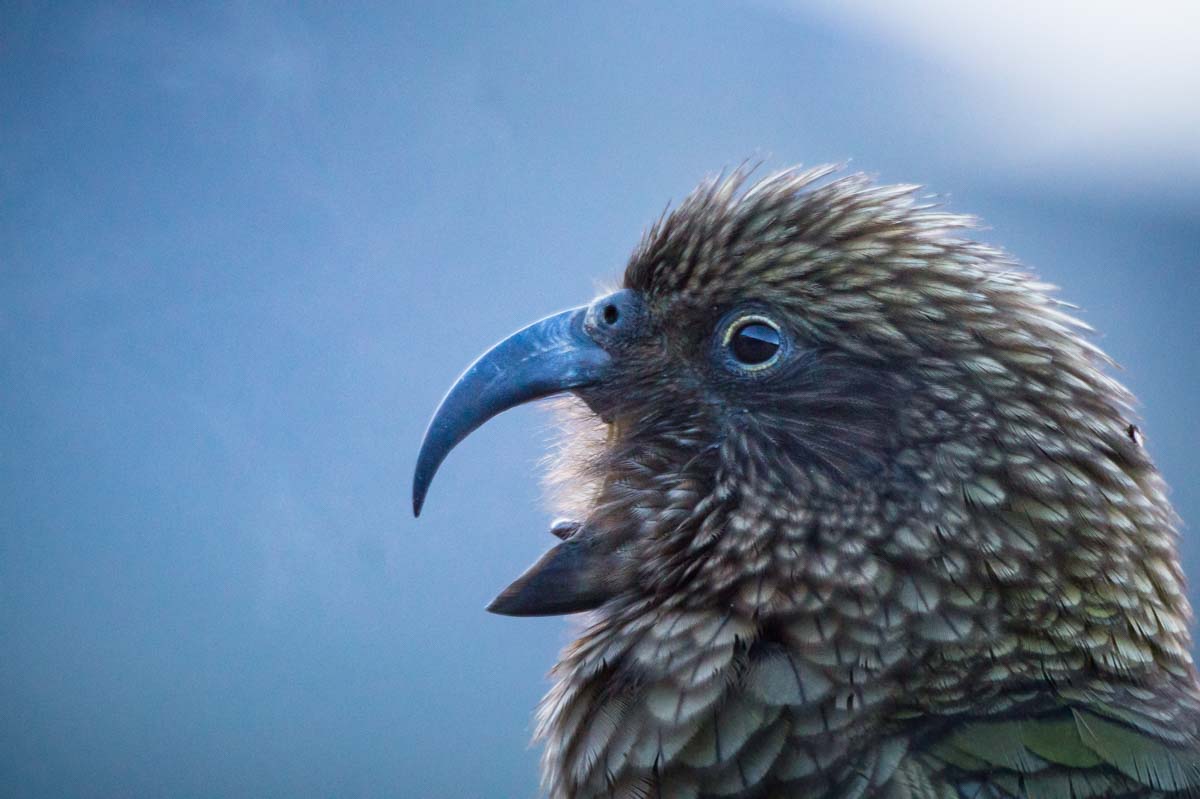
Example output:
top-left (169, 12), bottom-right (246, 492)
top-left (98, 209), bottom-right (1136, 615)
top-left (411, 304), bottom-right (611, 516)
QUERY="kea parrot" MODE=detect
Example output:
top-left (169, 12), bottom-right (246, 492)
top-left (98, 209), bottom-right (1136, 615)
top-left (413, 166), bottom-right (1200, 798)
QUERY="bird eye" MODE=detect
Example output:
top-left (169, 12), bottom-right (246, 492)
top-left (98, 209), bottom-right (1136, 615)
top-left (723, 315), bottom-right (783, 370)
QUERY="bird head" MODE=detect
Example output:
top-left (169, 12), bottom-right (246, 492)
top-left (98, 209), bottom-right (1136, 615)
top-left (413, 166), bottom-right (1190, 678)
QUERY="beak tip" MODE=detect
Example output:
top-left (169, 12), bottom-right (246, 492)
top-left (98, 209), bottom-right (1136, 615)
top-left (412, 453), bottom-right (438, 518)
top-left (485, 594), bottom-right (513, 615)
top-left (411, 482), bottom-right (427, 518)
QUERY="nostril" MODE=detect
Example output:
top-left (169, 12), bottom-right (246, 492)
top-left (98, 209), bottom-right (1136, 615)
top-left (587, 290), bottom-right (641, 339)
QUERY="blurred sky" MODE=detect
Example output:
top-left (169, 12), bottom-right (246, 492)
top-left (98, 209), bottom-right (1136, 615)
top-left (2, 2), bottom-right (1198, 797)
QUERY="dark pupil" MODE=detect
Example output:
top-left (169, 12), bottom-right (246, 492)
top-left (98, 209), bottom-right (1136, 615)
top-left (731, 323), bottom-right (780, 364)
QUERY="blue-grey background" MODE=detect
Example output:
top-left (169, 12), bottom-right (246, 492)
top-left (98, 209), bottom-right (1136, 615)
top-left (2, 3), bottom-right (1197, 797)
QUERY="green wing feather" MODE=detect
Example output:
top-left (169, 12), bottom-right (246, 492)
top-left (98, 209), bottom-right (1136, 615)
top-left (912, 700), bottom-right (1200, 798)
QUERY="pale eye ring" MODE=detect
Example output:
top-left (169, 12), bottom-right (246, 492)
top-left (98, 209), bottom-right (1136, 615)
top-left (723, 315), bottom-right (783, 370)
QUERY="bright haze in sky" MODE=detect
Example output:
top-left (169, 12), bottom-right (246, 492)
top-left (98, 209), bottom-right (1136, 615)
top-left (795, 1), bottom-right (1200, 185)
